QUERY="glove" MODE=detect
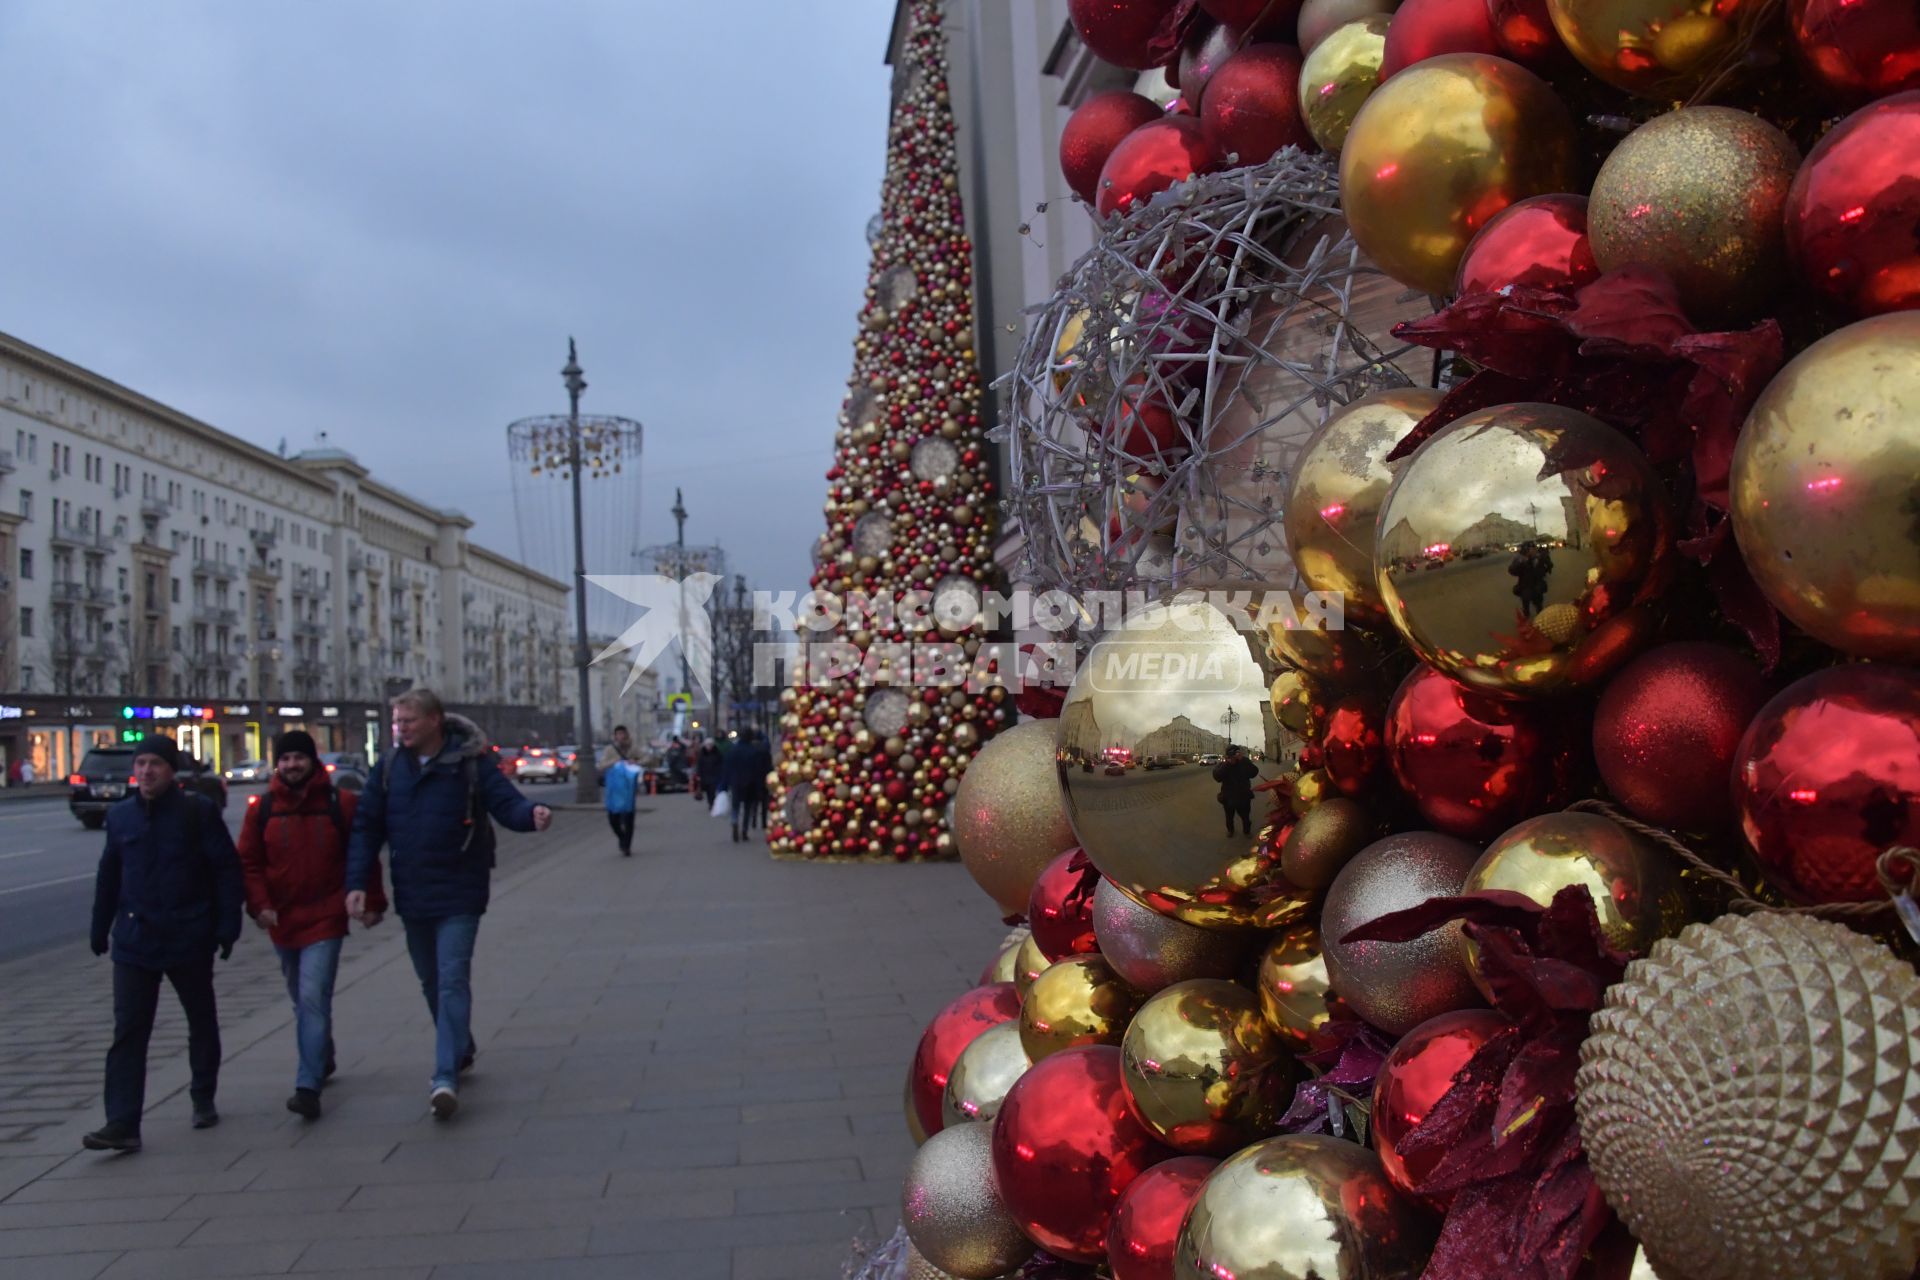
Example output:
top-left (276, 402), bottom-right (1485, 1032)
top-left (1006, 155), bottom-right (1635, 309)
top-left (91, 937), bottom-right (108, 957)
top-left (218, 940), bottom-right (235, 961)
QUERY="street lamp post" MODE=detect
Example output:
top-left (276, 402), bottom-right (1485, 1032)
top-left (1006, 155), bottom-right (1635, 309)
top-left (562, 340), bottom-right (599, 805)
top-left (1220, 706), bottom-right (1240, 750)
top-left (671, 488), bottom-right (692, 711)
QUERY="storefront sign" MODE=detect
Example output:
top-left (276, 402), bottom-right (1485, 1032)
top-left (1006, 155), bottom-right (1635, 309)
top-left (275, 705), bottom-right (306, 717)
top-left (222, 703), bottom-right (253, 716)
top-left (0, 705), bottom-right (23, 721)
top-left (321, 706), bottom-right (341, 718)
top-left (122, 704), bottom-right (215, 722)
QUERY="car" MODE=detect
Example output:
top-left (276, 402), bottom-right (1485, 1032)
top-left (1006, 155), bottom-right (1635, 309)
top-left (1198, 753), bottom-right (1224, 766)
top-left (1144, 757), bottom-right (1173, 771)
top-left (69, 745), bottom-right (227, 828)
top-left (512, 746), bottom-right (567, 784)
top-left (555, 745), bottom-right (579, 772)
top-left (1103, 762), bottom-right (1126, 777)
top-left (223, 758), bottom-right (269, 783)
top-left (327, 764), bottom-right (368, 794)
top-left (320, 751), bottom-right (368, 773)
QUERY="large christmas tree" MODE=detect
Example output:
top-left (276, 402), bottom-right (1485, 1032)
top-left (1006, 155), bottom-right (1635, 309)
top-left (766, 0), bottom-right (1006, 862)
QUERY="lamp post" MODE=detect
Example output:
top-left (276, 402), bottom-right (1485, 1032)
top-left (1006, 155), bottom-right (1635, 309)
top-left (671, 487), bottom-right (692, 710)
top-left (562, 340), bottom-right (599, 805)
top-left (1220, 706), bottom-right (1240, 750)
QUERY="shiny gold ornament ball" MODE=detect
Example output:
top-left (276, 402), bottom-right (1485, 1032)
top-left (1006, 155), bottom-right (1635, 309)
top-left (1589, 107), bottom-right (1800, 323)
top-left (1255, 922), bottom-right (1348, 1047)
top-left (1175, 1134), bottom-right (1439, 1280)
top-left (942, 1020), bottom-right (1031, 1129)
top-left (953, 719), bottom-right (1078, 916)
top-left (1091, 879), bottom-right (1256, 994)
top-left (1730, 312), bottom-right (1920, 662)
top-left (1547, 0), bottom-right (1774, 100)
top-left (1019, 953), bottom-right (1146, 1061)
top-left (982, 934), bottom-right (1024, 986)
top-left (902, 1121), bottom-right (1037, 1279)
top-left (1577, 914), bottom-right (1920, 1280)
top-left (1271, 670), bottom-right (1327, 737)
top-left (1340, 53), bottom-right (1579, 296)
top-left (1290, 769), bottom-right (1335, 816)
top-left (1280, 796), bottom-right (1372, 890)
top-left (1013, 932), bottom-right (1053, 1000)
top-left (1297, 15), bottom-right (1391, 155)
top-left (1120, 979), bottom-right (1303, 1155)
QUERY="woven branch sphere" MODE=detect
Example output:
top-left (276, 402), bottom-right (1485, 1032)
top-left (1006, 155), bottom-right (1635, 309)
top-left (1576, 913), bottom-right (1920, 1280)
top-left (1002, 150), bottom-right (1430, 599)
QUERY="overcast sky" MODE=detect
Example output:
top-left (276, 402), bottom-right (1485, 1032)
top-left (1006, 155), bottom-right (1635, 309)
top-left (0, 0), bottom-right (898, 597)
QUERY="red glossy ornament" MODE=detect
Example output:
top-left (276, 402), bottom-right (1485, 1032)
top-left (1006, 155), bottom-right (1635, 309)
top-left (1106, 1156), bottom-right (1220, 1280)
top-left (1732, 665), bottom-right (1920, 904)
top-left (1784, 90), bottom-right (1920, 318)
top-left (1455, 193), bottom-right (1597, 295)
top-left (1202, 0), bottom-right (1305, 32)
top-left (1371, 1008), bottom-right (1510, 1202)
top-left (1385, 665), bottom-right (1578, 840)
top-left (1790, 0), bottom-right (1920, 103)
top-left (1029, 848), bottom-right (1105, 962)
top-left (1106, 381), bottom-right (1191, 458)
top-left (1486, 0), bottom-right (1562, 66)
top-left (1380, 0), bottom-right (1501, 77)
top-left (909, 982), bottom-right (1023, 1138)
top-left (1321, 695), bottom-right (1384, 796)
top-left (1200, 44), bottom-right (1312, 165)
top-left (1070, 0), bottom-right (1191, 69)
top-left (992, 1045), bottom-right (1177, 1262)
top-left (1593, 642), bottom-right (1770, 833)
top-left (1181, 21), bottom-right (1245, 107)
top-left (1096, 116), bottom-right (1217, 218)
top-left (1061, 91), bottom-right (1169, 205)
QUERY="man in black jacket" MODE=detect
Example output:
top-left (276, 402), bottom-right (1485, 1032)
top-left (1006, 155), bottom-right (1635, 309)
top-left (84, 735), bottom-right (243, 1153)
top-left (1212, 744), bottom-right (1261, 838)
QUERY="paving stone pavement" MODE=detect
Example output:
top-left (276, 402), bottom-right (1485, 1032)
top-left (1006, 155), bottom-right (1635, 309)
top-left (0, 791), bottom-right (1004, 1279)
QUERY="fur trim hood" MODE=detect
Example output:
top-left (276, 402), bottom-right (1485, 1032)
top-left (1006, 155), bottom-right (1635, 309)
top-left (437, 713), bottom-right (493, 763)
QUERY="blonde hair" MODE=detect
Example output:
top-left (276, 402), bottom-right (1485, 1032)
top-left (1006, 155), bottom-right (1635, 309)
top-left (390, 687), bottom-right (445, 719)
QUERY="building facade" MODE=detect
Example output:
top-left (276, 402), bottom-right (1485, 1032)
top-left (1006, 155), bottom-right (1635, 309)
top-left (0, 332), bottom-right (573, 778)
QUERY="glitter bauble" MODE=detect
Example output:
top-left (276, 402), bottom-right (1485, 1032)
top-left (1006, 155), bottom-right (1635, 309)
top-left (1071, 0), bottom-right (1195, 69)
top-left (1254, 921), bottom-right (1349, 1045)
top-left (1379, 0), bottom-right (1501, 77)
top-left (910, 983), bottom-right (1024, 1138)
top-left (1321, 830), bottom-right (1485, 1035)
top-left (1108, 1156), bottom-right (1220, 1280)
top-left (943, 1020), bottom-right (1033, 1129)
top-left (1296, 15), bottom-right (1391, 153)
top-left (1021, 953), bottom-right (1149, 1061)
top-left (1454, 193), bottom-right (1598, 296)
top-left (1201, 44), bottom-right (1312, 168)
top-left (1062, 91), bottom-right (1169, 205)
top-left (954, 719), bottom-right (1078, 917)
top-left (1576, 913), bottom-right (1920, 1280)
top-left (903, 1121), bottom-right (1038, 1279)
top-left (1732, 312), bottom-right (1920, 661)
top-left (1789, 0), bottom-right (1920, 103)
top-left (1592, 642), bottom-right (1770, 832)
top-left (1097, 116), bottom-right (1218, 219)
top-left (1120, 979), bottom-right (1304, 1154)
top-left (1588, 107), bottom-right (1801, 324)
top-left (1371, 1008), bottom-right (1511, 1202)
top-left (1785, 92), bottom-right (1920, 319)
top-left (1091, 879), bottom-right (1257, 993)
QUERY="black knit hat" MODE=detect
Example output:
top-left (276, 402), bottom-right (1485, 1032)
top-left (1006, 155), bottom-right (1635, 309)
top-left (131, 735), bottom-right (182, 770)
top-left (272, 729), bottom-right (319, 762)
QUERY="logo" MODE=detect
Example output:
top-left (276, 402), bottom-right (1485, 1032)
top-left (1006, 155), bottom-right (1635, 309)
top-left (587, 573), bottom-right (723, 703)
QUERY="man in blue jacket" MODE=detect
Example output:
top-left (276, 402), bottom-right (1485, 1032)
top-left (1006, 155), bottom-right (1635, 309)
top-left (85, 734), bottom-right (243, 1153)
top-left (345, 689), bottom-right (550, 1120)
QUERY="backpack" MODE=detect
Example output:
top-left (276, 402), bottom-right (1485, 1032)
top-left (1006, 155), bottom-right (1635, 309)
top-left (379, 751), bottom-right (496, 868)
top-left (256, 785), bottom-right (349, 842)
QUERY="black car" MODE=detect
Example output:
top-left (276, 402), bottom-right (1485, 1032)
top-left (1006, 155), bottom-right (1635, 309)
top-left (69, 745), bottom-right (228, 829)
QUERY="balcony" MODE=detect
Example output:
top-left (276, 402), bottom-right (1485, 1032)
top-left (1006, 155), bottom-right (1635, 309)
top-left (250, 528), bottom-right (278, 551)
top-left (195, 558), bottom-right (238, 580)
top-left (49, 521), bottom-right (112, 552)
top-left (293, 619), bottom-right (325, 639)
top-left (292, 658), bottom-right (326, 683)
top-left (51, 580), bottom-right (83, 603)
top-left (347, 625), bottom-right (368, 644)
top-left (140, 499), bottom-right (170, 521)
top-left (389, 633), bottom-right (412, 655)
top-left (0, 448), bottom-right (13, 474)
top-left (88, 585), bottom-right (116, 607)
top-left (194, 604), bottom-right (239, 626)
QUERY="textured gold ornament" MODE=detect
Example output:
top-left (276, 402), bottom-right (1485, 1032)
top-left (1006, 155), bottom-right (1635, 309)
top-left (902, 1121), bottom-right (1037, 1279)
top-left (1013, 932), bottom-right (1053, 1000)
top-left (1576, 914), bottom-right (1920, 1280)
top-left (1298, 15), bottom-right (1391, 155)
top-left (1120, 979), bottom-right (1302, 1155)
top-left (1730, 312), bottom-right (1920, 662)
top-left (942, 1020), bottom-right (1031, 1129)
top-left (1588, 107), bottom-right (1800, 323)
top-left (904, 1240), bottom-right (963, 1280)
top-left (1256, 922), bottom-right (1348, 1047)
top-left (1091, 879), bottom-right (1257, 993)
top-left (953, 719), bottom-right (1078, 916)
top-left (1019, 953), bottom-right (1146, 1061)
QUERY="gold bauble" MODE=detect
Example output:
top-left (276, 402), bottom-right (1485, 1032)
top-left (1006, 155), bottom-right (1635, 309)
top-left (1298, 15), bottom-right (1391, 154)
top-left (1462, 812), bottom-right (1690, 997)
top-left (1289, 769), bottom-right (1333, 815)
top-left (982, 935), bottom-right (1023, 985)
top-left (1730, 312), bottom-right (1920, 662)
top-left (1340, 53), bottom-right (1578, 296)
top-left (1019, 953), bottom-right (1146, 1061)
top-left (904, 1241), bottom-right (963, 1280)
top-left (1576, 914), bottom-right (1920, 1280)
top-left (1299, 0), bottom-right (1399, 52)
top-left (1120, 979), bottom-right (1304, 1155)
top-left (902, 1121), bottom-right (1037, 1280)
top-left (1588, 107), bottom-right (1800, 323)
top-left (942, 1021), bottom-right (1031, 1129)
top-left (1013, 932), bottom-right (1054, 1000)
top-left (1061, 599), bottom-right (1310, 929)
top-left (1091, 879), bottom-right (1258, 994)
top-left (1255, 923), bottom-right (1347, 1047)
top-left (1546, 0), bottom-right (1774, 99)
top-left (1270, 670), bottom-right (1326, 737)
top-left (953, 719), bottom-right (1077, 916)
top-left (1285, 387), bottom-right (1444, 627)
top-left (1175, 1134), bottom-right (1438, 1280)
top-left (1279, 796), bottom-right (1372, 890)
top-left (1375, 402), bottom-right (1672, 697)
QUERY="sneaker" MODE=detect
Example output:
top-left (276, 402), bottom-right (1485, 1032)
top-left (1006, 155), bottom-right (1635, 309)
top-left (430, 1086), bottom-right (459, 1120)
top-left (82, 1123), bottom-right (141, 1153)
top-left (286, 1088), bottom-right (321, 1120)
top-left (191, 1104), bottom-right (219, 1130)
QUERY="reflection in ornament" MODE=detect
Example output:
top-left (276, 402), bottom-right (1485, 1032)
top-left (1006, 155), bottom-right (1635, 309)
top-left (1120, 979), bottom-right (1302, 1154)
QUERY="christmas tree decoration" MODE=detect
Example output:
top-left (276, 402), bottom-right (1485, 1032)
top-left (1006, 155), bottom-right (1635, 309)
top-left (1340, 53), bottom-right (1578, 295)
top-left (1120, 979), bottom-right (1303, 1154)
top-left (1731, 665), bottom-right (1920, 904)
top-left (981, 933), bottom-right (1026, 985)
top-left (1028, 849), bottom-right (1104, 962)
top-left (1014, 933), bottom-right (1056, 1000)
top-left (1379, 0), bottom-right (1502, 77)
top-left (1321, 831), bottom-right (1486, 1035)
top-left (1386, 666), bottom-right (1579, 839)
top-left (1577, 913), bottom-right (1920, 1280)
top-left (1487, 0), bottom-right (1564, 65)
top-left (1592, 643), bottom-right (1770, 832)
top-left (1545, 0), bottom-right (1773, 99)
top-left (1789, 0), bottom-right (1920, 103)
top-left (1107, 1157), bottom-right (1220, 1280)
top-left (1202, 0), bottom-right (1306, 30)
top-left (1096, 117), bottom-right (1219, 218)
top-left (1254, 921), bottom-right (1348, 1044)
top-left (1278, 796), bottom-right (1370, 889)
top-left (1061, 91), bottom-right (1169, 205)
top-left (910, 984), bottom-right (1024, 1140)
top-left (1200, 45), bottom-right (1313, 168)
top-left (1588, 107), bottom-right (1801, 323)
top-left (1784, 92), bottom-right (1920, 317)
top-left (903, 1121), bottom-right (1038, 1280)
top-left (942, 1021), bottom-right (1031, 1129)
top-left (1020, 954), bottom-right (1149, 1061)
top-left (1299, 0), bottom-right (1398, 52)
top-left (1319, 694), bottom-right (1383, 794)
top-left (1453, 193), bottom-right (1597, 296)
top-left (1370, 1008), bottom-right (1511, 1203)
top-left (1070, 0), bottom-right (1198, 70)
top-left (953, 720), bottom-right (1079, 917)
top-left (1296, 14), bottom-right (1391, 153)
top-left (1092, 879), bottom-right (1258, 992)
top-left (767, 0), bottom-right (1002, 865)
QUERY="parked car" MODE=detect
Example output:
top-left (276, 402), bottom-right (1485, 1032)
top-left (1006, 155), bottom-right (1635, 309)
top-left (223, 758), bottom-right (269, 784)
top-left (320, 751), bottom-right (368, 773)
top-left (512, 746), bottom-right (567, 784)
top-left (70, 745), bottom-right (227, 829)
top-left (555, 745), bottom-right (579, 773)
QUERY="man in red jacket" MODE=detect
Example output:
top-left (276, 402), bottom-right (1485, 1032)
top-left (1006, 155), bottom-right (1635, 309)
top-left (237, 731), bottom-right (387, 1120)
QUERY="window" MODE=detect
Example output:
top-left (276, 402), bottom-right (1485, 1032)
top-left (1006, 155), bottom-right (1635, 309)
top-left (20, 667), bottom-right (32, 692)
top-left (19, 607), bottom-right (31, 637)
top-left (18, 548), bottom-right (31, 580)
top-left (171, 577), bottom-right (180, 603)
top-left (17, 490), bottom-right (30, 520)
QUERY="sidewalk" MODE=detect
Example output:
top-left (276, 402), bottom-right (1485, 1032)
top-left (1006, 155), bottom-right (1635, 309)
top-left (0, 791), bottom-right (1004, 1279)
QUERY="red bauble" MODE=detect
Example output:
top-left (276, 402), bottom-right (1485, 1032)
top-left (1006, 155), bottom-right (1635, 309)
top-left (1380, 0), bottom-right (1502, 77)
top-left (1790, 0), bottom-right (1920, 103)
top-left (1062, 91), bottom-right (1168, 205)
top-left (1486, 0), bottom-right (1563, 66)
top-left (1029, 848), bottom-right (1104, 961)
top-left (1593, 642), bottom-right (1770, 833)
top-left (1455, 193), bottom-right (1597, 295)
top-left (1322, 694), bottom-right (1384, 796)
top-left (1201, 0), bottom-right (1304, 32)
top-left (1371, 1008), bottom-right (1511, 1203)
top-left (1105, 381), bottom-right (1190, 458)
top-left (1732, 665), bottom-right (1920, 904)
top-left (1106, 1156), bottom-right (1219, 1280)
top-left (909, 982), bottom-right (1022, 1138)
top-left (1385, 665), bottom-right (1578, 840)
top-left (1070, 0), bottom-right (1192, 69)
top-left (991, 1045), bottom-right (1176, 1262)
top-left (1200, 44), bottom-right (1312, 166)
top-left (1181, 21), bottom-right (1242, 108)
top-left (1785, 90), bottom-right (1920, 318)
top-left (1096, 116), bottom-right (1217, 218)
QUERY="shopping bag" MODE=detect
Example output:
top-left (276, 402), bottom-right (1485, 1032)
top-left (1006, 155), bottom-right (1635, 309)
top-left (710, 790), bottom-right (732, 819)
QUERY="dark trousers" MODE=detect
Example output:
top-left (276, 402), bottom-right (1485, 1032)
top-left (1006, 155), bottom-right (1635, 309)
top-left (607, 809), bottom-right (635, 852)
top-left (732, 786), bottom-right (768, 835)
top-left (106, 957), bottom-right (220, 1130)
top-left (1221, 797), bottom-right (1252, 836)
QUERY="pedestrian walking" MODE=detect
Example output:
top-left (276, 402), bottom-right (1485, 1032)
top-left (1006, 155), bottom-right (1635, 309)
top-left (1212, 744), bottom-right (1260, 838)
top-left (345, 689), bottom-right (551, 1120)
top-left (728, 729), bottom-right (773, 842)
top-left (84, 734), bottom-right (242, 1153)
top-left (603, 726), bottom-right (640, 856)
top-left (20, 756), bottom-right (35, 786)
top-left (237, 730), bottom-right (389, 1121)
top-left (695, 739), bottom-right (723, 807)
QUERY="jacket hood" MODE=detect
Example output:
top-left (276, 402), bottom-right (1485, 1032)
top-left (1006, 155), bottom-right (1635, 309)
top-left (439, 713), bottom-right (492, 763)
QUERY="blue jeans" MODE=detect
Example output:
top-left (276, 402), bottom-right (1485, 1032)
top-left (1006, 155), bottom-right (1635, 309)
top-left (274, 936), bottom-right (343, 1092)
top-left (402, 915), bottom-right (480, 1090)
